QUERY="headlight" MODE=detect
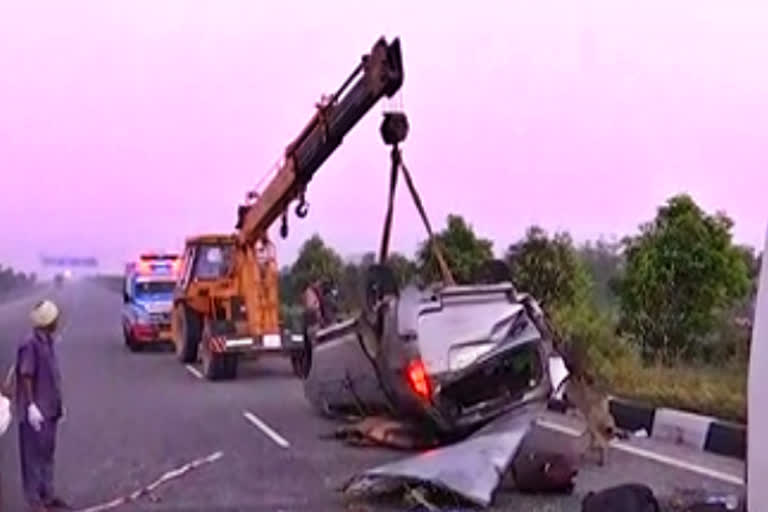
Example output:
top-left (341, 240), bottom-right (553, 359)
top-left (448, 343), bottom-right (497, 372)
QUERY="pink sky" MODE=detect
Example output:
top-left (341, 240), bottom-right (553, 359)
top-left (1, 1), bottom-right (766, 274)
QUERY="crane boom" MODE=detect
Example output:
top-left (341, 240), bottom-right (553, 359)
top-left (237, 37), bottom-right (404, 246)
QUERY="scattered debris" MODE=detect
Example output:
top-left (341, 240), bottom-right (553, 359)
top-left (73, 451), bottom-right (223, 512)
top-left (633, 428), bottom-right (649, 438)
top-left (328, 416), bottom-right (438, 450)
top-left (406, 487), bottom-right (439, 511)
top-left (666, 488), bottom-right (745, 511)
top-left (581, 483), bottom-right (659, 512)
top-left (343, 403), bottom-right (541, 507)
top-left (510, 451), bottom-right (577, 494)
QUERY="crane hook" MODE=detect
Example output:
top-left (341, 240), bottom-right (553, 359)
top-left (295, 194), bottom-right (309, 218)
top-left (280, 210), bottom-right (289, 239)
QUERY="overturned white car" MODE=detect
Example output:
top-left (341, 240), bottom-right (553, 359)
top-left (300, 264), bottom-right (562, 437)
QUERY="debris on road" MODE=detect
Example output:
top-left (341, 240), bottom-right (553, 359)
top-left (581, 483), bottom-right (660, 512)
top-left (510, 450), bottom-right (578, 494)
top-left (665, 488), bottom-right (744, 511)
top-left (328, 416), bottom-right (439, 450)
top-left (342, 404), bottom-right (541, 507)
top-left (73, 451), bottom-right (224, 512)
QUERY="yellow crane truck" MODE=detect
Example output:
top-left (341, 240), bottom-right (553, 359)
top-left (171, 36), bottom-right (405, 380)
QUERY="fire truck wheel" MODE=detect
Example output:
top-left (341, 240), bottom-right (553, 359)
top-left (124, 327), bottom-right (141, 353)
top-left (175, 304), bottom-right (201, 363)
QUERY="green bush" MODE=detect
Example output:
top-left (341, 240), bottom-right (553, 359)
top-left (551, 300), bottom-right (747, 423)
top-left (608, 357), bottom-right (746, 423)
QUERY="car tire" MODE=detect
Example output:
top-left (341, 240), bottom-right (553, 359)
top-left (291, 351), bottom-right (310, 379)
top-left (175, 304), bottom-right (201, 363)
top-left (291, 324), bottom-right (313, 379)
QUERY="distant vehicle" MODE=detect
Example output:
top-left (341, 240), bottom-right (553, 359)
top-left (122, 254), bottom-right (180, 352)
top-left (300, 265), bottom-right (556, 437)
top-left (53, 274), bottom-right (64, 288)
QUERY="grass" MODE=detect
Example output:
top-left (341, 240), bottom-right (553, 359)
top-left (604, 355), bottom-right (747, 424)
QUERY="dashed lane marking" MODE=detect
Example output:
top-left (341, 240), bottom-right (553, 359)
top-left (243, 411), bottom-right (290, 448)
top-left (185, 365), bottom-right (203, 379)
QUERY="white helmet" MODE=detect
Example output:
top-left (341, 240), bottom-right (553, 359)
top-left (30, 300), bottom-right (60, 328)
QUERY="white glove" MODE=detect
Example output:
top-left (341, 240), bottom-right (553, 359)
top-left (27, 403), bottom-right (44, 432)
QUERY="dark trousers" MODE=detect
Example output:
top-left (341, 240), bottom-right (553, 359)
top-left (18, 419), bottom-right (57, 507)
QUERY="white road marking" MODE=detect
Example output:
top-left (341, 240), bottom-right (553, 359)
top-left (243, 411), bottom-right (290, 448)
top-left (185, 365), bottom-right (203, 380)
top-left (73, 451), bottom-right (223, 512)
top-left (536, 419), bottom-right (745, 486)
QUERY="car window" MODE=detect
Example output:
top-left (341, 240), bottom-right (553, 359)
top-left (135, 281), bottom-right (175, 296)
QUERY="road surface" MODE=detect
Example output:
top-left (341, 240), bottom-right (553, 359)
top-left (0, 281), bottom-right (745, 511)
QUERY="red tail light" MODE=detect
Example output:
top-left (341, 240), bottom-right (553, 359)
top-left (406, 359), bottom-right (432, 401)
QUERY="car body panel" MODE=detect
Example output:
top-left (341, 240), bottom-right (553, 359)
top-left (304, 318), bottom-right (392, 417)
top-left (344, 401), bottom-right (542, 507)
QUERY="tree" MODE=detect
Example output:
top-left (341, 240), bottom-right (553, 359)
top-left (416, 214), bottom-right (494, 285)
top-left (0, 264), bottom-right (35, 297)
top-left (290, 234), bottom-right (344, 295)
top-left (337, 251), bottom-right (418, 312)
top-left (278, 266), bottom-right (298, 306)
top-left (505, 226), bottom-right (592, 310)
top-left (615, 194), bottom-right (751, 363)
top-left (577, 238), bottom-right (624, 313)
top-left (386, 251), bottom-right (418, 288)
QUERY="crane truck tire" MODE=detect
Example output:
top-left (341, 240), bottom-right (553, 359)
top-left (174, 303), bottom-right (201, 363)
top-left (202, 350), bottom-right (238, 381)
top-left (200, 319), bottom-right (238, 381)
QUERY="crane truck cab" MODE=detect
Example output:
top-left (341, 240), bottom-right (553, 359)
top-left (122, 253), bottom-right (180, 352)
top-left (171, 234), bottom-right (302, 380)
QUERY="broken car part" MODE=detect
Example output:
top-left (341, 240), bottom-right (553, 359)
top-left (343, 403), bottom-right (542, 507)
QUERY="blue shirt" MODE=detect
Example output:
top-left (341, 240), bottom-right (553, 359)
top-left (15, 329), bottom-right (63, 421)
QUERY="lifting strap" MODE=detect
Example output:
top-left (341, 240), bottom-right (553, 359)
top-left (378, 146), bottom-right (400, 265)
top-left (399, 159), bottom-right (455, 286)
top-left (377, 144), bottom-right (455, 286)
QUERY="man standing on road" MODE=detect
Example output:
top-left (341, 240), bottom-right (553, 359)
top-left (15, 300), bottom-right (70, 511)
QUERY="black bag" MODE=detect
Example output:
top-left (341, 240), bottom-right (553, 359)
top-left (582, 483), bottom-right (659, 512)
top-left (511, 451), bottom-right (577, 494)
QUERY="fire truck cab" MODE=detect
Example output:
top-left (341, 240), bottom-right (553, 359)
top-left (122, 253), bottom-right (181, 352)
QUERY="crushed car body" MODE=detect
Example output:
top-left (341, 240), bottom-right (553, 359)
top-left (343, 402), bottom-right (543, 507)
top-left (302, 279), bottom-right (559, 437)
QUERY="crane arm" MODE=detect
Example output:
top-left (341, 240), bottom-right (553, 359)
top-left (237, 36), bottom-right (404, 246)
